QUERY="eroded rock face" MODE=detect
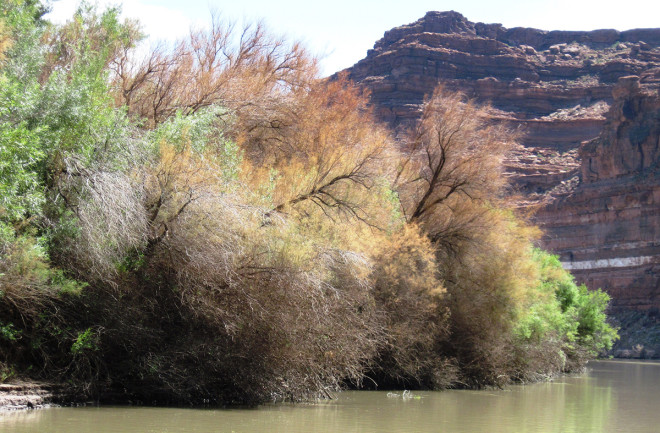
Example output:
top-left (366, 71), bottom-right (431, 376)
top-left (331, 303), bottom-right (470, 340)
top-left (342, 11), bottom-right (660, 313)
top-left (536, 75), bottom-right (660, 311)
top-left (343, 11), bottom-right (659, 194)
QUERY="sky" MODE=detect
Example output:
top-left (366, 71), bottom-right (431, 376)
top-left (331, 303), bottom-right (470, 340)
top-left (46, 0), bottom-right (660, 76)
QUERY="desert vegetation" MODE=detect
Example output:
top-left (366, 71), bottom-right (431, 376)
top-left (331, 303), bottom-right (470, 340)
top-left (0, 1), bottom-right (617, 404)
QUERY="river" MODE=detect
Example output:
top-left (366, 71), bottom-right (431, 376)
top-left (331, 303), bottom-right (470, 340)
top-left (1, 360), bottom-right (659, 432)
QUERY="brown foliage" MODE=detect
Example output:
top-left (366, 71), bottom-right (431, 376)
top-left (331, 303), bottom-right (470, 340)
top-left (369, 225), bottom-right (455, 388)
top-left (112, 16), bottom-right (315, 127)
top-left (106, 44), bottom-right (399, 400)
top-left (394, 85), bottom-right (557, 387)
top-left (441, 210), bottom-right (540, 387)
top-left (55, 168), bottom-right (148, 283)
top-left (50, 114), bottom-right (388, 402)
top-left (122, 186), bottom-right (384, 402)
top-left (113, 15), bottom-right (395, 231)
top-left (396, 86), bottom-right (516, 258)
top-left (4, 5), bottom-right (603, 402)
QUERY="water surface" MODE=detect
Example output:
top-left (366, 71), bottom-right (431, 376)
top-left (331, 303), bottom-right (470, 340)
top-left (2, 360), bottom-right (659, 433)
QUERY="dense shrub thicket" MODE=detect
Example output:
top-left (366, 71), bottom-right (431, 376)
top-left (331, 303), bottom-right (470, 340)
top-left (0, 1), bottom-right (617, 403)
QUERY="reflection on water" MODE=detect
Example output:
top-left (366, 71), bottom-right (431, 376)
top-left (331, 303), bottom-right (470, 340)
top-left (1, 360), bottom-right (659, 433)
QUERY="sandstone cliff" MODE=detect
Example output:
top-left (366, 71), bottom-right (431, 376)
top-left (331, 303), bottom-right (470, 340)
top-left (535, 75), bottom-right (659, 311)
top-left (344, 11), bottom-right (660, 200)
top-left (342, 12), bottom-right (660, 352)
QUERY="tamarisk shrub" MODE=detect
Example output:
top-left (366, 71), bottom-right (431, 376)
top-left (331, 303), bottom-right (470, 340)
top-left (395, 86), bottom-right (615, 386)
top-left (368, 224), bottom-right (455, 388)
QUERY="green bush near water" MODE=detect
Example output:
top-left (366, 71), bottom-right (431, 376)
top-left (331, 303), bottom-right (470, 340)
top-left (513, 250), bottom-right (618, 378)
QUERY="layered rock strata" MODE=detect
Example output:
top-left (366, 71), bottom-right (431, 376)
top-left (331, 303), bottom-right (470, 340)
top-left (0, 382), bottom-right (71, 410)
top-left (536, 75), bottom-right (660, 311)
top-left (344, 11), bottom-right (660, 199)
top-left (342, 12), bottom-right (660, 315)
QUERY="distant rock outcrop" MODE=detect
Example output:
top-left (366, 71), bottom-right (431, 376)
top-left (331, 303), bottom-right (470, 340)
top-left (341, 11), bottom-right (660, 317)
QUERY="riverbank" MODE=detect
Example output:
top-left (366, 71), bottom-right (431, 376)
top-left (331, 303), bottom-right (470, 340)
top-left (0, 358), bottom-right (645, 412)
top-left (611, 309), bottom-right (660, 359)
top-left (0, 382), bottom-right (86, 411)
top-left (1, 361), bottom-right (658, 433)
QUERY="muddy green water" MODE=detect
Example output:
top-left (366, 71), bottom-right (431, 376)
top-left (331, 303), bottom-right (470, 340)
top-left (2, 360), bottom-right (659, 433)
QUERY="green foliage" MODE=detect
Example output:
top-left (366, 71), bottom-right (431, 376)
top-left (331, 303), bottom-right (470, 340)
top-left (0, 11), bottom-right (45, 224)
top-left (71, 328), bottom-right (99, 354)
top-left (0, 1), bottom-right (49, 27)
top-left (514, 249), bottom-right (618, 372)
top-left (0, 86), bottom-right (45, 222)
top-left (149, 107), bottom-right (242, 184)
top-left (0, 0), bottom-right (140, 229)
top-left (49, 269), bottom-right (87, 295)
top-left (556, 281), bottom-right (579, 313)
top-left (0, 364), bottom-right (16, 382)
top-left (116, 249), bottom-right (146, 273)
top-left (151, 108), bottom-right (226, 154)
top-left (0, 322), bottom-right (20, 342)
top-left (0, 3), bottom-right (130, 388)
top-left (381, 184), bottom-right (404, 232)
top-left (221, 139), bottom-right (243, 181)
top-left (0, 224), bottom-right (50, 282)
top-left (574, 284), bottom-right (618, 355)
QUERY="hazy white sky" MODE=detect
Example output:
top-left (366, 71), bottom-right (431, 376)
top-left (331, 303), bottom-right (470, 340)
top-left (47, 0), bottom-right (660, 75)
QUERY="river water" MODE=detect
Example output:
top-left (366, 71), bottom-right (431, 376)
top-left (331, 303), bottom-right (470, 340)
top-left (1, 360), bottom-right (659, 433)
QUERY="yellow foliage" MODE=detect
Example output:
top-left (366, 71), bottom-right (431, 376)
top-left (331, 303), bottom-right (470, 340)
top-left (143, 141), bottom-right (228, 238)
top-left (369, 224), bottom-right (452, 386)
top-left (459, 208), bottom-right (542, 316)
top-left (0, 20), bottom-right (12, 62)
top-left (373, 224), bottom-right (445, 300)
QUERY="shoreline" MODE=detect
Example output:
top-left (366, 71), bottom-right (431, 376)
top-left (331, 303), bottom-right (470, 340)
top-left (0, 382), bottom-right (87, 411)
top-left (5, 359), bottom-right (659, 411)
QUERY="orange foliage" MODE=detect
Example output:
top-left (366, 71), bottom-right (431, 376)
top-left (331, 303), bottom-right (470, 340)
top-left (243, 76), bottom-right (395, 230)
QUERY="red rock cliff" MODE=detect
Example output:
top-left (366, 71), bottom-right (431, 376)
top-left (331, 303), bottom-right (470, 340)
top-left (342, 11), bottom-right (660, 313)
top-left (536, 74), bottom-right (660, 311)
